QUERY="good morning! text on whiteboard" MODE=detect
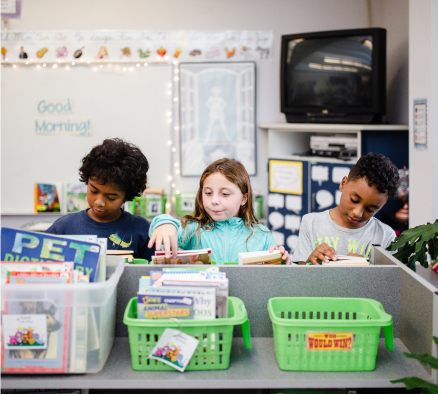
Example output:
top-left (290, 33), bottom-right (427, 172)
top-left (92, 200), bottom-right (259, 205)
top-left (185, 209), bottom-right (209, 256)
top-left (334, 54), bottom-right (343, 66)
top-left (35, 97), bottom-right (91, 136)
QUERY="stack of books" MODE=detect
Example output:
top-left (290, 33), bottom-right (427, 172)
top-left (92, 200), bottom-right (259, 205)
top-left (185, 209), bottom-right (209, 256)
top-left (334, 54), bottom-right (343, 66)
top-left (137, 266), bottom-right (228, 320)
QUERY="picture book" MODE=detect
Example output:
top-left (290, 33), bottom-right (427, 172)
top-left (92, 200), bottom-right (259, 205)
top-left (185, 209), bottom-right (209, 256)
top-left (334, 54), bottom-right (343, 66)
top-left (152, 249), bottom-right (212, 265)
top-left (1, 261), bottom-right (73, 284)
top-left (150, 270), bottom-right (224, 286)
top-left (159, 276), bottom-right (228, 318)
top-left (1, 228), bottom-right (101, 282)
top-left (2, 282), bottom-right (70, 372)
top-left (137, 292), bottom-right (194, 319)
top-left (143, 286), bottom-right (216, 320)
top-left (139, 276), bottom-right (151, 292)
top-left (322, 255), bottom-right (370, 266)
top-left (34, 183), bottom-right (61, 213)
top-left (238, 250), bottom-right (283, 265)
top-left (6, 270), bottom-right (72, 285)
top-left (66, 183), bottom-right (88, 213)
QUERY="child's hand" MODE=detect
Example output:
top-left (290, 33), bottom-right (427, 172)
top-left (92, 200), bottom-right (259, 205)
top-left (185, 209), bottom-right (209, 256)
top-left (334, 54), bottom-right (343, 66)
top-left (148, 224), bottom-right (178, 259)
top-left (268, 245), bottom-right (291, 265)
top-left (306, 243), bottom-right (337, 265)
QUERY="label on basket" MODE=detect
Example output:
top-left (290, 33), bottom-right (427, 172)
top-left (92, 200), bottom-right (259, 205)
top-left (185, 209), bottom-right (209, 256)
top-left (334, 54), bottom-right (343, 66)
top-left (148, 328), bottom-right (199, 372)
top-left (3, 314), bottom-right (48, 349)
top-left (306, 332), bottom-right (354, 351)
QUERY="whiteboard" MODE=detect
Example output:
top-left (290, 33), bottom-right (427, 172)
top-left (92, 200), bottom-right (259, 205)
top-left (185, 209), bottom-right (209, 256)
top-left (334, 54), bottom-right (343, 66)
top-left (1, 64), bottom-right (172, 213)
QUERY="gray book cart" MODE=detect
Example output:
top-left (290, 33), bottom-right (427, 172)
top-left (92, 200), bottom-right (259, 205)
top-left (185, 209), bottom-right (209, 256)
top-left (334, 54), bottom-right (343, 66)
top-left (2, 247), bottom-right (437, 391)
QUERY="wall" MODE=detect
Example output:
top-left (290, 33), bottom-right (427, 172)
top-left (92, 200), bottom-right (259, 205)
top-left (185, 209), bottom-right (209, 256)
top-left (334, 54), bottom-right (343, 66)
top-left (408, 0), bottom-right (438, 226)
top-left (3, 0), bottom-right (409, 223)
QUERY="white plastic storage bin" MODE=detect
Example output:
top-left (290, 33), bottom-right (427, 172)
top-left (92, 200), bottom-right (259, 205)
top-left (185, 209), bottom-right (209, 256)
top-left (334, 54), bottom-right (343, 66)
top-left (1, 256), bottom-right (124, 374)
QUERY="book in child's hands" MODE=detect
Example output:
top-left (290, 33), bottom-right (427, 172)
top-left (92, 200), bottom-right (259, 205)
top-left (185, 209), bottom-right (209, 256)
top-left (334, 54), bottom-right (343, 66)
top-left (238, 251), bottom-right (283, 265)
top-left (152, 249), bottom-right (212, 265)
top-left (322, 255), bottom-right (370, 266)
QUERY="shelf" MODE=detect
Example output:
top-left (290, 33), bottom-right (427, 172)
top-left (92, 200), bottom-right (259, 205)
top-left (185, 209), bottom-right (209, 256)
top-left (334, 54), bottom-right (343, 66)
top-left (269, 154), bottom-right (358, 164)
top-left (259, 123), bottom-right (409, 132)
top-left (259, 122), bottom-right (408, 163)
top-left (1, 337), bottom-right (431, 390)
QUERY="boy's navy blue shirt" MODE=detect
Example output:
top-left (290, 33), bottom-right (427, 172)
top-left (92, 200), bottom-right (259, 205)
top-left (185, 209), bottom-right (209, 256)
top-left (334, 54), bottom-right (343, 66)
top-left (46, 209), bottom-right (154, 261)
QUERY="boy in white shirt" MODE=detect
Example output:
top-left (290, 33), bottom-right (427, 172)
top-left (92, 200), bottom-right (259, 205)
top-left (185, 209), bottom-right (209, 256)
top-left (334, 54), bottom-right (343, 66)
top-left (292, 153), bottom-right (400, 265)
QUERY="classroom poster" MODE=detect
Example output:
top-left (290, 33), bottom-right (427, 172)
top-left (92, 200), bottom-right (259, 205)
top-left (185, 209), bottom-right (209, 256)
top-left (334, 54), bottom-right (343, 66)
top-left (179, 62), bottom-right (256, 176)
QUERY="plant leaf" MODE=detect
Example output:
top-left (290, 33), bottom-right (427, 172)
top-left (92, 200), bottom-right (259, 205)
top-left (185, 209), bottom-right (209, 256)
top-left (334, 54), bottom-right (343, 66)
top-left (429, 238), bottom-right (438, 261)
top-left (433, 336), bottom-right (438, 345)
top-left (394, 243), bottom-right (416, 260)
top-left (391, 377), bottom-right (438, 393)
top-left (408, 253), bottom-right (418, 272)
top-left (402, 352), bottom-right (438, 369)
top-left (387, 219), bottom-right (438, 253)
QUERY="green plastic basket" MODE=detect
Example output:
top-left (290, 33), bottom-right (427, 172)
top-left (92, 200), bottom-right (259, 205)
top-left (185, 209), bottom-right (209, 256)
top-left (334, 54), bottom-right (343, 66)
top-left (268, 297), bottom-right (393, 371)
top-left (175, 193), bottom-right (197, 217)
top-left (123, 296), bottom-right (251, 371)
top-left (253, 196), bottom-right (264, 219)
top-left (125, 195), bottom-right (167, 219)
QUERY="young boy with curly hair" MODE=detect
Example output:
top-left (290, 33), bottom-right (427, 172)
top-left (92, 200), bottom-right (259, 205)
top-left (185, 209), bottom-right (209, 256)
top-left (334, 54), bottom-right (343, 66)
top-left (46, 138), bottom-right (154, 260)
top-left (292, 153), bottom-right (400, 265)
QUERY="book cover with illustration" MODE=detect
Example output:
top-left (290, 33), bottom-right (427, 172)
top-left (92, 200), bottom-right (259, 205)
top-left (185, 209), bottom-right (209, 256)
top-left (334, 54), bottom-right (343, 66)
top-left (1, 228), bottom-right (101, 282)
top-left (1, 283), bottom-right (70, 372)
top-left (137, 292), bottom-right (194, 319)
top-left (152, 249), bottom-right (212, 265)
top-left (34, 183), bottom-right (61, 213)
top-left (1, 261), bottom-right (73, 284)
top-left (66, 183), bottom-right (89, 213)
top-left (141, 286), bottom-right (216, 320)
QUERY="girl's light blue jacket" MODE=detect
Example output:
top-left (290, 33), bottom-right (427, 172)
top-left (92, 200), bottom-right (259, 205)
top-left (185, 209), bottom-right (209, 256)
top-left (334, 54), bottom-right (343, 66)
top-left (149, 214), bottom-right (277, 264)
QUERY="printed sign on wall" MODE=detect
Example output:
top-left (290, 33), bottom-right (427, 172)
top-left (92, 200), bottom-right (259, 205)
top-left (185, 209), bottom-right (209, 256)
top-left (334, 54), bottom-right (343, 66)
top-left (35, 98), bottom-right (91, 136)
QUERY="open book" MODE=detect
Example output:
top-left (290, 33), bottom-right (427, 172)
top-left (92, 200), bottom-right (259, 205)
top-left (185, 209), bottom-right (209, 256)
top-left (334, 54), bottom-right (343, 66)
top-left (238, 251), bottom-right (283, 265)
top-left (322, 255), bottom-right (370, 266)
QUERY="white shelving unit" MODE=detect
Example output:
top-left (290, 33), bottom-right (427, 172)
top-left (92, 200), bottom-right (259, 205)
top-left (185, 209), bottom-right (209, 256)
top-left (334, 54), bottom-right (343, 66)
top-left (259, 123), bottom-right (409, 163)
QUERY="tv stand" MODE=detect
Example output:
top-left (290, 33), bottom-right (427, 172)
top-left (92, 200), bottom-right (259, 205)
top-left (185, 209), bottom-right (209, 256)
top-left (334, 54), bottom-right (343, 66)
top-left (285, 113), bottom-right (383, 124)
top-left (259, 123), bottom-right (408, 163)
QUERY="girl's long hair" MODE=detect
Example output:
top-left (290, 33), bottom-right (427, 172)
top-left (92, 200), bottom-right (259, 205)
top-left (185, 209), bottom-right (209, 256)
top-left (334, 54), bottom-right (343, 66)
top-left (181, 158), bottom-right (261, 248)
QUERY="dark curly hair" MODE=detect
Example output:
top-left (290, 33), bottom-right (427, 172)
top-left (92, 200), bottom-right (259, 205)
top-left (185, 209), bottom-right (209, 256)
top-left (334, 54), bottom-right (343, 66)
top-left (79, 138), bottom-right (149, 201)
top-left (347, 153), bottom-right (400, 199)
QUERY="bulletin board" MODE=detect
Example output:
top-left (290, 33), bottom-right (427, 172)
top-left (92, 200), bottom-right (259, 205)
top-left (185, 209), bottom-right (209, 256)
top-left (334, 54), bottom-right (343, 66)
top-left (1, 64), bottom-right (172, 213)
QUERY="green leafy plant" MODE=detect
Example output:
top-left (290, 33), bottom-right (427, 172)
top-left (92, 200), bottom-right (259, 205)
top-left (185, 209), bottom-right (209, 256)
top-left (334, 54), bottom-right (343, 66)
top-left (391, 336), bottom-right (438, 393)
top-left (386, 219), bottom-right (438, 272)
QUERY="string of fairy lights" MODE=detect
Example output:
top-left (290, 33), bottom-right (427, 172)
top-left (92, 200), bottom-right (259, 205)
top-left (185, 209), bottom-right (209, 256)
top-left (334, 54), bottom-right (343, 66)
top-left (3, 56), bottom-right (183, 213)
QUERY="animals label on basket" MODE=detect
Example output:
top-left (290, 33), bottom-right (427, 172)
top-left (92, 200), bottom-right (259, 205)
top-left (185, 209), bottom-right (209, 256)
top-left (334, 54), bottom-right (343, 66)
top-left (322, 255), bottom-right (370, 266)
top-left (149, 328), bottom-right (199, 372)
top-left (152, 249), bottom-right (212, 265)
top-left (238, 251), bottom-right (283, 265)
top-left (137, 293), bottom-right (194, 319)
top-left (1, 227), bottom-right (101, 282)
top-left (306, 332), bottom-right (354, 351)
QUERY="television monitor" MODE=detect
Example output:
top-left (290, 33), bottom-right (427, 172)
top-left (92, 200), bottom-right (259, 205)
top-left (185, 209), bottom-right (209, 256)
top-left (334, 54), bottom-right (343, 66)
top-left (281, 28), bottom-right (386, 124)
